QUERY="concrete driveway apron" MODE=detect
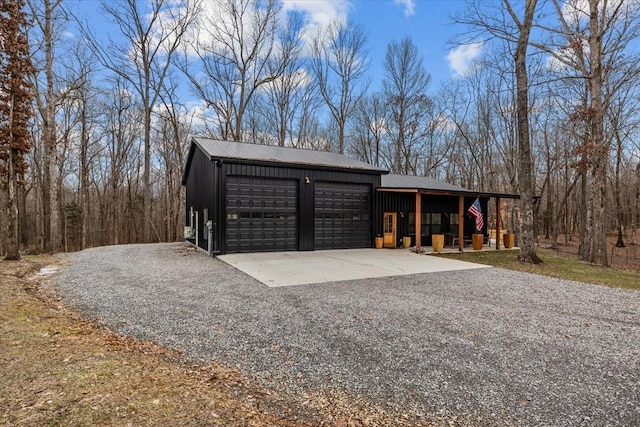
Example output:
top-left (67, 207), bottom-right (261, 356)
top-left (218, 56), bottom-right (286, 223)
top-left (219, 248), bottom-right (490, 287)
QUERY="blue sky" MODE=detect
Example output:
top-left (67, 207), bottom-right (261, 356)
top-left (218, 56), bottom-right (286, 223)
top-left (68, 0), bottom-right (475, 91)
top-left (348, 0), bottom-right (471, 88)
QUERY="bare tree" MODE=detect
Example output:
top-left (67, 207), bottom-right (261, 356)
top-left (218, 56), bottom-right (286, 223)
top-left (503, 0), bottom-right (542, 263)
top-left (180, 0), bottom-right (292, 143)
top-left (310, 19), bottom-right (369, 154)
top-left (456, 0), bottom-right (541, 262)
top-left (155, 77), bottom-right (192, 241)
top-left (81, 0), bottom-right (198, 243)
top-left (256, 10), bottom-right (306, 147)
top-left (27, 0), bottom-right (67, 252)
top-left (382, 37), bottom-right (432, 174)
top-left (349, 94), bottom-right (386, 167)
top-left (538, 0), bottom-right (640, 265)
top-left (0, 0), bottom-right (36, 260)
top-left (101, 76), bottom-right (143, 245)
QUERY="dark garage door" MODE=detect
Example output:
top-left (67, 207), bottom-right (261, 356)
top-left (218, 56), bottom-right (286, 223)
top-left (314, 182), bottom-right (371, 250)
top-left (226, 176), bottom-right (298, 253)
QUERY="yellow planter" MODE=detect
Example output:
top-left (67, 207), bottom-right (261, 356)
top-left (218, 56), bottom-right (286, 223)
top-left (503, 233), bottom-right (515, 249)
top-left (375, 237), bottom-right (384, 249)
top-left (472, 234), bottom-right (484, 250)
top-left (431, 234), bottom-right (444, 253)
top-left (402, 236), bottom-right (411, 248)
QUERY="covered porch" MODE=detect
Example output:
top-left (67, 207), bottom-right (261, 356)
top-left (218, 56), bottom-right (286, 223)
top-left (375, 175), bottom-right (520, 253)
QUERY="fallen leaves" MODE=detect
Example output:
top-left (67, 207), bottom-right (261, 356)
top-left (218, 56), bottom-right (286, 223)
top-left (1, 255), bottom-right (470, 427)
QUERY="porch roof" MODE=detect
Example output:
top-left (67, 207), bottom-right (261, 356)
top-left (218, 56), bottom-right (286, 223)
top-left (378, 174), bottom-right (520, 199)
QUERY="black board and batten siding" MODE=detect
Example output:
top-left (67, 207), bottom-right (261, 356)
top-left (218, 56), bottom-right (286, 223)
top-left (184, 145), bottom-right (217, 247)
top-left (374, 192), bottom-right (488, 247)
top-left (185, 149), bottom-right (381, 254)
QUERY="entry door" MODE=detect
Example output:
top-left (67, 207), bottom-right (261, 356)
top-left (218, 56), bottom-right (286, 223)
top-left (383, 212), bottom-right (396, 248)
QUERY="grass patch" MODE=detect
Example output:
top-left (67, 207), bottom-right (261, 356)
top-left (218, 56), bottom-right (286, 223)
top-left (439, 249), bottom-right (640, 290)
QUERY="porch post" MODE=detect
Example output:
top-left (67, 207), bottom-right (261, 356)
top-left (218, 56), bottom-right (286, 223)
top-left (415, 192), bottom-right (422, 251)
top-left (458, 195), bottom-right (464, 252)
top-left (495, 197), bottom-right (501, 250)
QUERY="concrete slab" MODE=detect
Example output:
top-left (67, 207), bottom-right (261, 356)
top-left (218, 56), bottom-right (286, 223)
top-left (219, 248), bottom-right (491, 287)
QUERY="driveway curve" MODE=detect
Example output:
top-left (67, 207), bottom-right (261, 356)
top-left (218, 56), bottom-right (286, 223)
top-left (54, 243), bottom-right (640, 426)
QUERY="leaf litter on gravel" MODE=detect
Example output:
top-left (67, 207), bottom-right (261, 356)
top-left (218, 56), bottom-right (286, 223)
top-left (1, 254), bottom-right (466, 427)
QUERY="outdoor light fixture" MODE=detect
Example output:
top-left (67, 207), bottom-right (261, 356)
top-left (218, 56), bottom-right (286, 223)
top-left (305, 176), bottom-right (311, 184)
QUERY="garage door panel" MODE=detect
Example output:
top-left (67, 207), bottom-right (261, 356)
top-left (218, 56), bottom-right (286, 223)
top-left (314, 182), bottom-right (371, 250)
top-left (226, 177), bottom-right (298, 253)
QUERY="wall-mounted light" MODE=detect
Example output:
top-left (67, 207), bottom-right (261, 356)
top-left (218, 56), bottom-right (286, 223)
top-left (304, 176), bottom-right (311, 184)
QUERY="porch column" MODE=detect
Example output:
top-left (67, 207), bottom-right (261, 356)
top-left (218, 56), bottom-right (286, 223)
top-left (495, 197), bottom-right (501, 250)
top-left (458, 195), bottom-right (464, 252)
top-left (415, 192), bottom-right (422, 251)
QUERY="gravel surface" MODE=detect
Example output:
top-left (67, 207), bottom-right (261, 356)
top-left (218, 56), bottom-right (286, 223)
top-left (53, 243), bottom-right (640, 426)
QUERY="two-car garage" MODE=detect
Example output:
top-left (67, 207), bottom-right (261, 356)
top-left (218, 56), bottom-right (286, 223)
top-left (225, 175), bottom-right (372, 253)
top-left (183, 138), bottom-right (382, 255)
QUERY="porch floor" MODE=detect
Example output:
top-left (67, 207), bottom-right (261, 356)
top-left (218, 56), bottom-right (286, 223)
top-left (414, 245), bottom-right (520, 255)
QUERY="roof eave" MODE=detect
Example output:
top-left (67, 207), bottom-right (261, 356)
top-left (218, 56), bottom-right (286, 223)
top-left (211, 156), bottom-right (387, 175)
top-left (377, 187), bottom-right (520, 199)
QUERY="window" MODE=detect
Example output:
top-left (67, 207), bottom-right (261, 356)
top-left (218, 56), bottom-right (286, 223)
top-left (384, 214), bottom-right (394, 233)
top-left (408, 212), bottom-right (442, 235)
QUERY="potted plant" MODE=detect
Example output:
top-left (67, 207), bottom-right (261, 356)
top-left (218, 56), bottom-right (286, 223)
top-left (375, 234), bottom-right (383, 249)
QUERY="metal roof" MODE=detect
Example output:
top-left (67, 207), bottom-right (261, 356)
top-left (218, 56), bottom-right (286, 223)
top-left (381, 174), bottom-right (470, 192)
top-left (191, 137), bottom-right (387, 173)
top-left (379, 174), bottom-right (520, 199)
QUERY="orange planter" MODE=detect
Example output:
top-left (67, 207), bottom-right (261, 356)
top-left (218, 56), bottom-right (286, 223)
top-left (375, 237), bottom-right (383, 249)
top-left (432, 234), bottom-right (444, 253)
top-left (472, 234), bottom-right (484, 250)
top-left (503, 233), bottom-right (515, 249)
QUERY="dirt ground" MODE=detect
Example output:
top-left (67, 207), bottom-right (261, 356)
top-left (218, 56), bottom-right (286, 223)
top-left (0, 255), bottom-right (439, 427)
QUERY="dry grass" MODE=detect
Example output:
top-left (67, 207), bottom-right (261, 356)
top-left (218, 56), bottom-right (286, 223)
top-left (439, 247), bottom-right (640, 291)
top-left (1, 256), bottom-right (316, 426)
top-left (0, 255), bottom-right (442, 427)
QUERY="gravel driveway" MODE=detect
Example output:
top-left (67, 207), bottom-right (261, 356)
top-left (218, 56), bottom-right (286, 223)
top-left (54, 243), bottom-right (640, 426)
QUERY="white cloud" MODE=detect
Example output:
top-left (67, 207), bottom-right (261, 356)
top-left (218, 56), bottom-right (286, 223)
top-left (446, 42), bottom-right (483, 78)
top-left (280, 0), bottom-right (351, 47)
top-left (560, 0), bottom-right (640, 26)
top-left (393, 0), bottom-right (415, 17)
top-left (280, 0), bottom-right (350, 30)
top-left (177, 0), bottom-right (352, 59)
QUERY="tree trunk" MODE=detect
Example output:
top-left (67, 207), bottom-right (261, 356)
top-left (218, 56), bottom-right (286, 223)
top-left (513, 0), bottom-right (541, 264)
top-left (143, 106), bottom-right (152, 243)
top-left (18, 184), bottom-right (28, 246)
top-left (0, 187), bottom-right (6, 258)
top-left (43, 0), bottom-right (61, 253)
top-left (5, 149), bottom-right (21, 260)
top-left (80, 98), bottom-right (89, 250)
top-left (614, 132), bottom-right (625, 247)
top-left (585, 0), bottom-right (608, 266)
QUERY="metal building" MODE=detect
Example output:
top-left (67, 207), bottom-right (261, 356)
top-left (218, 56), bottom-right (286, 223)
top-left (182, 137), bottom-right (519, 254)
